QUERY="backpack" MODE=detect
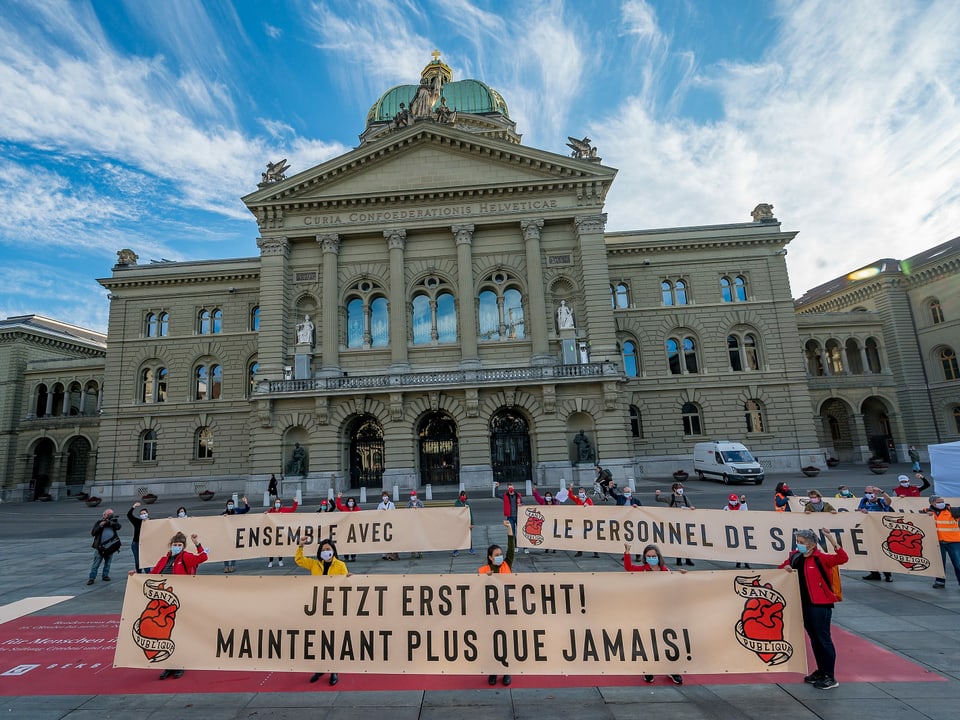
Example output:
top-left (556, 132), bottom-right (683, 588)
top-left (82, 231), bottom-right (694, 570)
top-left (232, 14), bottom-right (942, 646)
top-left (813, 555), bottom-right (843, 602)
top-left (98, 533), bottom-right (122, 558)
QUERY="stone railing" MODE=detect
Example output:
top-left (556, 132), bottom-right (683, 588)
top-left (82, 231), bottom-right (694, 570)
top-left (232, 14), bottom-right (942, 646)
top-left (258, 362), bottom-right (616, 396)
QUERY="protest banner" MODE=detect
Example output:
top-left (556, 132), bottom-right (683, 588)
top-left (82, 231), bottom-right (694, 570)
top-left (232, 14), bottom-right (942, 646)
top-left (788, 496), bottom-right (956, 514)
top-left (140, 507), bottom-right (471, 564)
top-left (114, 571), bottom-right (806, 676)
top-left (515, 505), bottom-right (944, 577)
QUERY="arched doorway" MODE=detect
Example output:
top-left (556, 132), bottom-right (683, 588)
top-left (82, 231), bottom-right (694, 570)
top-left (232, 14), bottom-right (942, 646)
top-left (862, 396), bottom-right (894, 461)
top-left (349, 416), bottom-right (384, 490)
top-left (418, 412), bottom-right (459, 486)
top-left (31, 438), bottom-right (55, 499)
top-left (489, 409), bottom-right (532, 486)
top-left (64, 436), bottom-right (92, 494)
top-left (819, 398), bottom-right (855, 462)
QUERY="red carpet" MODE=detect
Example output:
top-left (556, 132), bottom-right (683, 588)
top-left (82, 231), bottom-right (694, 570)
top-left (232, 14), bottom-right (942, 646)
top-left (0, 615), bottom-right (942, 696)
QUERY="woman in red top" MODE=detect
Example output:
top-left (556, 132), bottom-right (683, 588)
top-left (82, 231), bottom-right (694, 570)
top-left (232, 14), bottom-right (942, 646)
top-left (130, 531), bottom-right (208, 680)
top-left (334, 492), bottom-right (360, 560)
top-left (623, 543), bottom-right (684, 685)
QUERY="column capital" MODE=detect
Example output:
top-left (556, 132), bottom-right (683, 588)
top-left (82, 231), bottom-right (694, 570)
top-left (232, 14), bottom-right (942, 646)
top-left (520, 218), bottom-right (544, 241)
top-left (316, 233), bottom-right (341, 254)
top-left (256, 236), bottom-right (289, 257)
top-left (574, 213), bottom-right (608, 236)
top-left (451, 224), bottom-right (475, 245)
top-left (383, 228), bottom-right (407, 251)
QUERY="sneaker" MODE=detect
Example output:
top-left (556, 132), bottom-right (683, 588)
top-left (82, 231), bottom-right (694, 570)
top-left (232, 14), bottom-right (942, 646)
top-left (593, 553), bottom-right (600, 558)
top-left (813, 676), bottom-right (839, 690)
top-left (488, 674), bottom-right (497, 686)
top-left (309, 672), bottom-right (323, 683)
top-left (223, 567), bottom-right (230, 573)
top-left (278, 560), bottom-right (283, 567)
top-left (883, 574), bottom-right (892, 582)
top-left (158, 669), bottom-right (172, 680)
top-left (502, 675), bottom-right (512, 686)
top-left (469, 549), bottom-right (475, 555)
top-left (102, 576), bottom-right (111, 581)
top-left (523, 549), bottom-right (529, 554)
top-left (862, 572), bottom-right (881, 581)
top-left (172, 669), bottom-right (184, 679)
top-left (575, 551), bottom-right (583, 557)
top-left (933, 581), bottom-right (946, 589)
top-left (804, 671), bottom-right (825, 684)
top-left (643, 675), bottom-right (654, 683)
top-left (328, 673), bottom-right (338, 686)
top-left (86, 579), bottom-right (94, 586)
top-left (268, 561), bottom-right (273, 568)
top-left (670, 675), bottom-right (683, 685)
top-left (685, 559), bottom-right (694, 567)
top-left (452, 550), bottom-right (460, 557)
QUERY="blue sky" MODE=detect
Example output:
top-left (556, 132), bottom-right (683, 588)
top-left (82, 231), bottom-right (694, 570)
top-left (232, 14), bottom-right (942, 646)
top-left (1, 0), bottom-right (959, 333)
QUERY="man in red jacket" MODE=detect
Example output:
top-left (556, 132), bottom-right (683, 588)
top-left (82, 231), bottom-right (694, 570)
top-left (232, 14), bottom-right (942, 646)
top-left (780, 527), bottom-right (848, 690)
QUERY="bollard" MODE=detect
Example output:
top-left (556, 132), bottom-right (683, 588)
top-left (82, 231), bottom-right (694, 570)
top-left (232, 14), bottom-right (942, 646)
top-left (295, 487), bottom-right (302, 505)
top-left (263, 491), bottom-right (270, 508)
top-left (232, 493), bottom-right (238, 507)
top-left (627, 477), bottom-right (635, 492)
top-left (392, 484), bottom-right (399, 502)
top-left (425, 484), bottom-right (433, 501)
top-left (327, 487), bottom-right (335, 501)
top-left (359, 487), bottom-right (367, 504)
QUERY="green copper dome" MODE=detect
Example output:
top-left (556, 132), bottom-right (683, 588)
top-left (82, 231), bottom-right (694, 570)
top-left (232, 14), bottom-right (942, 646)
top-left (366, 78), bottom-right (510, 126)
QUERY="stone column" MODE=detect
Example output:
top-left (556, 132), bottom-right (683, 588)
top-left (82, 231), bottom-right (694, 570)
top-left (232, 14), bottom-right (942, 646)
top-left (317, 234), bottom-right (341, 376)
top-left (859, 345), bottom-right (870, 374)
top-left (45, 392), bottom-right (53, 417)
top-left (453, 224), bottom-right (480, 369)
top-left (255, 236), bottom-right (290, 379)
top-left (384, 229), bottom-right (409, 372)
top-left (574, 214), bottom-right (618, 363)
top-left (819, 349), bottom-right (831, 376)
top-left (521, 219), bottom-right (550, 364)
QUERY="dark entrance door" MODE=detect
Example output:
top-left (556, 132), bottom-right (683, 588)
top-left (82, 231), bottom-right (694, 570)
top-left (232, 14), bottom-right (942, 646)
top-left (418, 413), bottom-right (459, 486)
top-left (349, 417), bottom-right (384, 490)
top-left (31, 438), bottom-right (55, 499)
top-left (65, 436), bottom-right (92, 494)
top-left (490, 410), bottom-right (532, 486)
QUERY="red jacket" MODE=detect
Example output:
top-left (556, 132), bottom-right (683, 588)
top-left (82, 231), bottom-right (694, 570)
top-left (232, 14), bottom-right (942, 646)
top-left (570, 494), bottom-right (594, 506)
top-left (150, 547), bottom-right (208, 575)
top-left (267, 500), bottom-right (299, 513)
top-left (623, 553), bottom-right (670, 572)
top-left (335, 497), bottom-right (360, 512)
top-left (779, 547), bottom-right (848, 604)
top-left (501, 491), bottom-right (522, 518)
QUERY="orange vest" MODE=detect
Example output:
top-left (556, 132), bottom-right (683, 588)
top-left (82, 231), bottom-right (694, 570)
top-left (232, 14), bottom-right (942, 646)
top-left (478, 562), bottom-right (512, 574)
top-left (775, 493), bottom-right (788, 512)
top-left (934, 508), bottom-right (960, 542)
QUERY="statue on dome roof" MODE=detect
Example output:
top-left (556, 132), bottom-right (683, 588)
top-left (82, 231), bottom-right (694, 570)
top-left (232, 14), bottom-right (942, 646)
top-left (393, 102), bottom-right (411, 128)
top-left (409, 73), bottom-right (443, 119)
top-left (435, 96), bottom-right (454, 123)
top-left (567, 136), bottom-right (598, 160)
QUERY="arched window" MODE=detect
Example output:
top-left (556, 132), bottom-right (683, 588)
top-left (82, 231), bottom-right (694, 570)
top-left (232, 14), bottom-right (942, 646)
top-left (198, 308), bottom-right (222, 335)
top-left (681, 402), bottom-right (703, 436)
top-left (35, 383), bottom-right (48, 417)
top-left (666, 334), bottom-right (699, 374)
top-left (930, 299), bottom-right (944, 325)
top-left (140, 367), bottom-right (167, 403)
top-left (611, 282), bottom-right (630, 309)
top-left (146, 311), bottom-right (170, 337)
top-left (141, 368), bottom-right (153, 403)
top-left (345, 280), bottom-right (389, 348)
top-left (194, 363), bottom-right (222, 400)
top-left (412, 276), bottom-right (457, 345)
top-left (622, 340), bottom-right (640, 377)
top-left (865, 337), bottom-right (882, 373)
top-left (248, 360), bottom-right (259, 397)
top-left (744, 400), bottom-right (765, 433)
top-left (250, 306), bottom-right (260, 331)
top-left (141, 430), bottom-right (158, 462)
top-left (478, 273), bottom-right (525, 341)
top-left (661, 279), bottom-right (689, 306)
top-left (629, 405), bottom-right (643, 438)
top-left (805, 340), bottom-right (826, 376)
top-left (727, 335), bottom-right (742, 371)
top-left (941, 347), bottom-right (960, 381)
top-left (844, 338), bottom-right (864, 374)
top-left (734, 275), bottom-right (747, 301)
top-left (825, 339), bottom-right (844, 374)
top-left (720, 277), bottom-right (733, 303)
top-left (196, 427), bottom-right (214, 459)
top-left (146, 313), bottom-right (158, 337)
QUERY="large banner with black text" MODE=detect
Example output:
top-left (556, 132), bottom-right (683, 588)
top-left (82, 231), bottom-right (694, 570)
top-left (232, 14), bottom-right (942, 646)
top-left (515, 505), bottom-right (944, 577)
top-left (114, 571), bottom-right (806, 675)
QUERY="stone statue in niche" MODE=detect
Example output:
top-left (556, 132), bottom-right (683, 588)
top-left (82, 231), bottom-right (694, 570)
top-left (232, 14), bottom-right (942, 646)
top-left (573, 430), bottom-right (595, 463)
top-left (557, 300), bottom-right (575, 330)
top-left (287, 442), bottom-right (307, 477)
top-left (296, 314), bottom-right (314, 344)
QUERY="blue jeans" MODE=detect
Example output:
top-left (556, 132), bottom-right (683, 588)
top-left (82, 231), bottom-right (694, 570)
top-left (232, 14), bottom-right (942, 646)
top-left (131, 541), bottom-right (142, 573)
top-left (223, 560), bottom-right (236, 569)
top-left (802, 604), bottom-right (836, 678)
top-left (507, 516), bottom-right (517, 536)
top-left (937, 541), bottom-right (960, 585)
top-left (89, 549), bottom-right (114, 580)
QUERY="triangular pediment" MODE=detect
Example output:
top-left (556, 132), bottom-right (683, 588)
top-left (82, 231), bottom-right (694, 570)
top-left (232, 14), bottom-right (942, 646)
top-left (242, 124), bottom-right (617, 210)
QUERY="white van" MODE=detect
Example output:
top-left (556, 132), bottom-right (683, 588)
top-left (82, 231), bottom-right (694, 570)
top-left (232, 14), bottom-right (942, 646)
top-left (693, 441), bottom-right (765, 485)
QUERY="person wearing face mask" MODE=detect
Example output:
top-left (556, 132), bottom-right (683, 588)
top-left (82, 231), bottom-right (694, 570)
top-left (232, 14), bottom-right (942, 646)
top-left (220, 496), bottom-right (250, 573)
top-left (803, 490), bottom-right (836, 514)
top-left (922, 496), bottom-right (960, 589)
top-left (134, 531), bottom-right (207, 680)
top-left (569, 485), bottom-right (601, 558)
top-left (723, 494), bottom-right (752, 568)
top-left (530, 487), bottom-right (559, 553)
top-left (609, 484), bottom-right (643, 509)
top-left (406, 491), bottom-right (425, 558)
top-left (295, 537), bottom-right (348, 687)
top-left (655, 483), bottom-right (695, 566)
top-left (478, 521), bottom-right (515, 687)
top-left (835, 486), bottom-right (855, 499)
top-left (779, 528), bottom-right (848, 690)
top-left (265, 496), bottom-right (299, 567)
top-left (377, 492), bottom-right (400, 560)
top-left (127, 501), bottom-right (149, 574)
top-left (495, 481), bottom-right (528, 554)
top-left (893, 473), bottom-right (930, 498)
top-left (774, 482), bottom-right (794, 512)
top-left (623, 543), bottom-right (685, 684)
top-left (857, 486), bottom-right (893, 581)
top-left (452, 491), bottom-right (475, 556)
top-left (175, 506), bottom-right (188, 519)
top-left (334, 492), bottom-right (360, 561)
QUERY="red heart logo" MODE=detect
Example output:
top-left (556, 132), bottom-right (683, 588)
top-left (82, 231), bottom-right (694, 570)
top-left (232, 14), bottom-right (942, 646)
top-left (523, 515), bottom-right (543, 538)
top-left (136, 597), bottom-right (178, 660)
top-left (886, 525), bottom-right (923, 568)
top-left (739, 584), bottom-right (785, 664)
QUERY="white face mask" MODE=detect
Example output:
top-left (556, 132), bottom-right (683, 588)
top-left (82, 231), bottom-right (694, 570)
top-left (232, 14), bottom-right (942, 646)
top-left (226, 504), bottom-right (234, 511)
top-left (492, 555), bottom-right (504, 566)
top-left (935, 502), bottom-right (947, 510)
top-left (578, 492), bottom-right (586, 499)
top-left (624, 491), bottom-right (632, 497)
top-left (865, 493), bottom-right (875, 501)
top-left (544, 496), bottom-right (552, 503)
top-left (675, 489), bottom-right (684, 495)
top-left (320, 550), bottom-right (334, 561)
top-left (382, 497), bottom-right (389, 504)
top-left (139, 513), bottom-right (148, 520)
top-left (347, 501), bottom-right (355, 507)
top-left (177, 511), bottom-right (186, 518)
top-left (274, 503), bottom-right (281, 510)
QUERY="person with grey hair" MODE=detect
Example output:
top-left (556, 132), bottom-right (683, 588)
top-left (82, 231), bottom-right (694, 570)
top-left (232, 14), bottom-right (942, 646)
top-left (88, 508), bottom-right (121, 585)
top-left (779, 527), bottom-right (848, 690)
top-left (922, 496), bottom-right (960, 589)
